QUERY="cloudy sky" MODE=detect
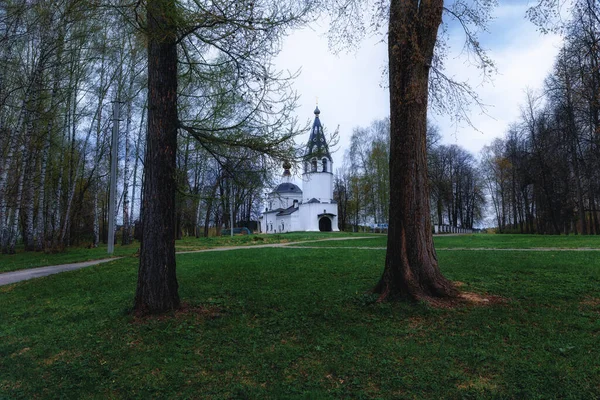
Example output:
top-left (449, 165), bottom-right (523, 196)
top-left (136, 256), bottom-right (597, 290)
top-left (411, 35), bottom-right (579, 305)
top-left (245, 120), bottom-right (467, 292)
top-left (274, 1), bottom-right (564, 169)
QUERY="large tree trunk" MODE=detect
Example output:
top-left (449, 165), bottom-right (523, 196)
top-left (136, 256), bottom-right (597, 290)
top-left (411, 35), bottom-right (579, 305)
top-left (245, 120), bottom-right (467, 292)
top-left (134, 0), bottom-right (180, 314)
top-left (374, 0), bottom-right (457, 301)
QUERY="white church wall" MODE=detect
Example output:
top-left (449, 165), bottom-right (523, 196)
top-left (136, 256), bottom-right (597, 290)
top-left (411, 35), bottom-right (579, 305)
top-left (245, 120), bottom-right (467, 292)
top-left (267, 191), bottom-right (302, 211)
top-left (262, 212), bottom-right (278, 234)
top-left (290, 211), bottom-right (300, 231)
top-left (298, 205), bottom-right (311, 231)
top-left (321, 203), bottom-right (340, 232)
top-left (299, 202), bottom-right (339, 231)
top-left (278, 215), bottom-right (292, 233)
top-left (302, 172), bottom-right (334, 202)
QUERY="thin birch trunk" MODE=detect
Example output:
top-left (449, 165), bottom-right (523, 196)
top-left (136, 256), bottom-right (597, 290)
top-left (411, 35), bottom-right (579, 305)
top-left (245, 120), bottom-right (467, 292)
top-left (23, 51), bottom-right (49, 251)
top-left (8, 113), bottom-right (33, 254)
top-left (35, 120), bottom-right (52, 251)
top-left (130, 105), bottom-right (146, 229)
top-left (122, 55), bottom-right (137, 245)
top-left (4, 41), bottom-right (47, 253)
top-left (34, 22), bottom-right (65, 251)
top-left (92, 35), bottom-right (112, 248)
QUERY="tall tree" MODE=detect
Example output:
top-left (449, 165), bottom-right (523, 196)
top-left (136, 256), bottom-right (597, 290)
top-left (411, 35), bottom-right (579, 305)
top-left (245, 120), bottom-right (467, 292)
top-left (134, 0), bottom-right (180, 313)
top-left (134, 0), bottom-right (311, 313)
top-left (373, 0), bottom-right (455, 300)
top-left (325, 0), bottom-right (494, 300)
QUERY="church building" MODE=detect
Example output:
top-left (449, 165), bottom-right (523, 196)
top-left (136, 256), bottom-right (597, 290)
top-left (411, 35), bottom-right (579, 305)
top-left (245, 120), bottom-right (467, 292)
top-left (260, 106), bottom-right (339, 233)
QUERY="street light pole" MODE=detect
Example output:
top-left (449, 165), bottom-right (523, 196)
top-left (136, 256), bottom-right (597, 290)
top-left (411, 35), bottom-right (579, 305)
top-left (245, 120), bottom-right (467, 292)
top-left (230, 176), bottom-right (234, 238)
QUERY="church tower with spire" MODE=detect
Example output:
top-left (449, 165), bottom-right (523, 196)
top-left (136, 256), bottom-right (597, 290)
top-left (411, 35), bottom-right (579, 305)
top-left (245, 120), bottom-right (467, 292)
top-left (260, 106), bottom-right (339, 233)
top-left (302, 106), bottom-right (334, 202)
top-left (298, 106), bottom-right (339, 232)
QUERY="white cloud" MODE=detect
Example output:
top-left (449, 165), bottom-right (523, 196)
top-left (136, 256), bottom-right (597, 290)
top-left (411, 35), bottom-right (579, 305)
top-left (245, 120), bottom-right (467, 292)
top-left (434, 8), bottom-right (563, 156)
top-left (275, 2), bottom-right (563, 169)
top-left (275, 25), bottom-right (389, 169)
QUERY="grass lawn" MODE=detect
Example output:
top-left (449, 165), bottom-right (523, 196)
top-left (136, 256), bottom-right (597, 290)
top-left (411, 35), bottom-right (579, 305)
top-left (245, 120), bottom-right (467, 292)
top-left (0, 232), bottom-right (365, 273)
top-left (434, 233), bottom-right (600, 249)
top-left (175, 231), bottom-right (362, 252)
top-left (293, 233), bottom-right (600, 249)
top-left (1, 244), bottom-right (599, 398)
top-left (3, 233), bottom-right (599, 274)
top-left (0, 243), bottom-right (138, 274)
top-left (293, 237), bottom-right (386, 248)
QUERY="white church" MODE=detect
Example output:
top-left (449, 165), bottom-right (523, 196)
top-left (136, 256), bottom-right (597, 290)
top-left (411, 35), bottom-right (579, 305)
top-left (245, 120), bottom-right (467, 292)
top-left (260, 106), bottom-right (339, 233)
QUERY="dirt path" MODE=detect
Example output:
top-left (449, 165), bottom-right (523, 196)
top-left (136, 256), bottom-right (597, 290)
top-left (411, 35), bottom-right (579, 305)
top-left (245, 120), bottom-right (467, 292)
top-left (0, 258), bottom-right (122, 286)
top-left (175, 236), bottom-right (378, 254)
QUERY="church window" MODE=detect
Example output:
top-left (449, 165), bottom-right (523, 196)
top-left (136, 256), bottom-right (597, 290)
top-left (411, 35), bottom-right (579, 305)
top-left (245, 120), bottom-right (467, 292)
top-left (322, 158), bottom-right (327, 172)
top-left (311, 158), bottom-right (317, 172)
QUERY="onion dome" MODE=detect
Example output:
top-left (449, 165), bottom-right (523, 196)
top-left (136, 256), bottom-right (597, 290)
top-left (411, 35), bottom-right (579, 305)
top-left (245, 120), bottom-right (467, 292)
top-left (274, 182), bottom-right (301, 193)
top-left (282, 160), bottom-right (292, 177)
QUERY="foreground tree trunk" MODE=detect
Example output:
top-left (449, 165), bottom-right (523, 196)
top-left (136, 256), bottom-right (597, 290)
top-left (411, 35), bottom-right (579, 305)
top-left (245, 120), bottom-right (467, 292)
top-left (134, 0), bottom-right (180, 314)
top-left (374, 0), bottom-right (457, 301)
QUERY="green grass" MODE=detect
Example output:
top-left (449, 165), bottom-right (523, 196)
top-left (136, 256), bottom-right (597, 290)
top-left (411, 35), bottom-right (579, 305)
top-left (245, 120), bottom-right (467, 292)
top-left (175, 231), bottom-right (362, 252)
top-left (293, 237), bottom-right (386, 248)
top-left (1, 245), bottom-right (599, 398)
top-left (0, 243), bottom-right (139, 273)
top-left (294, 233), bottom-right (600, 249)
top-left (1, 233), bottom-right (599, 274)
top-left (434, 233), bottom-right (600, 249)
top-left (0, 232), bottom-right (366, 273)
top-left (2, 232), bottom-right (599, 274)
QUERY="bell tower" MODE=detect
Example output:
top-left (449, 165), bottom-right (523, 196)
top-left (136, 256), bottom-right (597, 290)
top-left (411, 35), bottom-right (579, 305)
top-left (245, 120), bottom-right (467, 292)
top-left (302, 106), bottom-right (334, 202)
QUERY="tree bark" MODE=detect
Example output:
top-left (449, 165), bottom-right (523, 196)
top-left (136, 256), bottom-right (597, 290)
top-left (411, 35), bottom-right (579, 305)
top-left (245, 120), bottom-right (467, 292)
top-left (134, 0), bottom-right (180, 314)
top-left (374, 0), bottom-right (457, 301)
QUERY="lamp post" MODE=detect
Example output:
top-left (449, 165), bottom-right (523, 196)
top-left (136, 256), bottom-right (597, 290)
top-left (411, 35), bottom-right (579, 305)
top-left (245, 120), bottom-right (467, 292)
top-left (230, 176), bottom-right (234, 238)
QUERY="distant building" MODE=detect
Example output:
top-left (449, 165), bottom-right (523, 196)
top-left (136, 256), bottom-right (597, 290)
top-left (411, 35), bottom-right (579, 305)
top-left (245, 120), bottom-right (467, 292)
top-left (260, 106), bottom-right (339, 233)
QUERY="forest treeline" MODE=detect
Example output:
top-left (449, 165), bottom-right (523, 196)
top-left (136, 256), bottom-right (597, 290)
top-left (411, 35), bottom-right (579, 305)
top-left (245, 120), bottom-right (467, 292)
top-left (481, 1), bottom-right (599, 234)
top-left (333, 118), bottom-right (485, 231)
top-left (336, 0), bottom-right (600, 235)
top-left (0, 1), bottom-right (302, 254)
top-left (1, 0), bottom-right (598, 255)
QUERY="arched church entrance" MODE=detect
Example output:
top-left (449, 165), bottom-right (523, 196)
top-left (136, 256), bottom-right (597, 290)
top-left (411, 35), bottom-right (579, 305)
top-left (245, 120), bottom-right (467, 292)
top-left (319, 217), bottom-right (332, 232)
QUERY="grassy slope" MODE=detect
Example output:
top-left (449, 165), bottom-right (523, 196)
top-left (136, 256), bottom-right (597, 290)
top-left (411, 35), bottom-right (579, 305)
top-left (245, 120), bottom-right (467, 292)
top-left (1, 246), bottom-right (599, 398)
